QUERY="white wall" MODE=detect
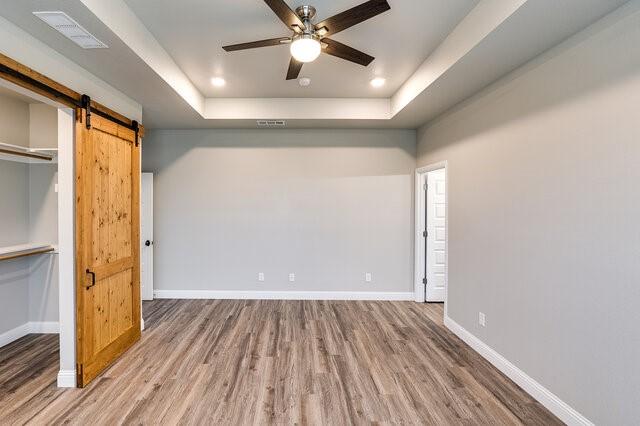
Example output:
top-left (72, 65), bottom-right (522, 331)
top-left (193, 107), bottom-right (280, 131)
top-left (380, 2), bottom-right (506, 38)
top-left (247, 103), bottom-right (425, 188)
top-left (417, 3), bottom-right (640, 424)
top-left (143, 129), bottom-right (416, 299)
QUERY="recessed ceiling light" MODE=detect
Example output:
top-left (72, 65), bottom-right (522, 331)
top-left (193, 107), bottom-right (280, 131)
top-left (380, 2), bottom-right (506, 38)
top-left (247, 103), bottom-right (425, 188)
top-left (298, 77), bottom-right (311, 87)
top-left (370, 77), bottom-right (386, 88)
top-left (211, 77), bottom-right (226, 87)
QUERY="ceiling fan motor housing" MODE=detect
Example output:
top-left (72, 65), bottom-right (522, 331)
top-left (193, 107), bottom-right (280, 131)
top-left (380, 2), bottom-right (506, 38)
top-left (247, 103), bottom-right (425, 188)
top-left (296, 5), bottom-right (317, 34)
top-left (295, 5), bottom-right (316, 20)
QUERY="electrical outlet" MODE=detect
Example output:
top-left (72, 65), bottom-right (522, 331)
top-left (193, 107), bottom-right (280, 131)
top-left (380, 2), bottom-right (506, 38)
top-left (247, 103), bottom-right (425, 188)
top-left (365, 272), bottom-right (372, 282)
top-left (289, 273), bottom-right (295, 282)
top-left (258, 272), bottom-right (265, 282)
top-left (479, 312), bottom-right (486, 327)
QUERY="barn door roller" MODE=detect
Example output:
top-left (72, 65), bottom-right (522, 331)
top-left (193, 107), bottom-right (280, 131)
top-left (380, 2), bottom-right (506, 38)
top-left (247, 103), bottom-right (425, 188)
top-left (81, 94), bottom-right (92, 129)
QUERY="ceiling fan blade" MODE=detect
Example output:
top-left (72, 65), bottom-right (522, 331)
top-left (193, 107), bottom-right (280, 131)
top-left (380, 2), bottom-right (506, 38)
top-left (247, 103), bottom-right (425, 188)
top-left (222, 37), bottom-right (290, 52)
top-left (286, 57), bottom-right (304, 80)
top-left (264, 0), bottom-right (305, 32)
top-left (322, 38), bottom-right (374, 66)
top-left (315, 0), bottom-right (390, 37)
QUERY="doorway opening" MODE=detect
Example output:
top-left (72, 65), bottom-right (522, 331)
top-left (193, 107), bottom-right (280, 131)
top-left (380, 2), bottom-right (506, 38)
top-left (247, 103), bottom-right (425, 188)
top-left (0, 78), bottom-right (76, 387)
top-left (414, 162), bottom-right (448, 313)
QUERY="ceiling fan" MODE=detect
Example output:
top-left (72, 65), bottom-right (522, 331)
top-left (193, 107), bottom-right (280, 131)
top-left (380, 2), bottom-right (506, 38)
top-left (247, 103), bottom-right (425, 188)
top-left (222, 0), bottom-right (391, 80)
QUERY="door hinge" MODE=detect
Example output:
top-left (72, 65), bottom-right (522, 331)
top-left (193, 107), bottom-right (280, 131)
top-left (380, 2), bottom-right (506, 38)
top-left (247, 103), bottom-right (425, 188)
top-left (423, 183), bottom-right (428, 191)
top-left (422, 278), bottom-right (427, 285)
top-left (423, 230), bottom-right (428, 238)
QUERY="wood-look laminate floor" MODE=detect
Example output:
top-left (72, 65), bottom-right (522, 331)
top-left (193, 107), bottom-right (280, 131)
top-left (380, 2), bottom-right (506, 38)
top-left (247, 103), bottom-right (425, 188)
top-left (0, 300), bottom-right (561, 425)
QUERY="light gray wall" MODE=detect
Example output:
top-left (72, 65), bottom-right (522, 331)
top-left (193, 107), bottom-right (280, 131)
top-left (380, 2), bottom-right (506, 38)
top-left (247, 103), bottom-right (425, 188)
top-left (0, 90), bottom-right (29, 147)
top-left (0, 93), bottom-right (30, 335)
top-left (0, 162), bottom-right (29, 246)
top-left (417, 4), bottom-right (640, 425)
top-left (28, 104), bottom-right (58, 149)
top-left (28, 164), bottom-right (59, 323)
top-left (143, 129), bottom-right (416, 295)
top-left (0, 161), bottom-right (30, 334)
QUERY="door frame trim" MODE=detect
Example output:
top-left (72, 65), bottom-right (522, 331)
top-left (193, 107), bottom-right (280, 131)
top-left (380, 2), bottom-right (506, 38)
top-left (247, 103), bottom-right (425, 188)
top-left (414, 161), bottom-right (449, 312)
top-left (140, 172), bottom-right (154, 301)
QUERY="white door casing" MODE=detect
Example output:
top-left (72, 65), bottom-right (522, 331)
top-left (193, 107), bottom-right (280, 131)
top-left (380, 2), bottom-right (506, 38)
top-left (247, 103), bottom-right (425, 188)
top-left (426, 168), bottom-right (446, 302)
top-left (141, 173), bottom-right (154, 301)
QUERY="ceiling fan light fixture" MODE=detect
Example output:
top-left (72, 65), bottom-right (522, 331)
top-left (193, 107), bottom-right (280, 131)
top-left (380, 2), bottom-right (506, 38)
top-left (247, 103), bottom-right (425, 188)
top-left (290, 35), bottom-right (321, 63)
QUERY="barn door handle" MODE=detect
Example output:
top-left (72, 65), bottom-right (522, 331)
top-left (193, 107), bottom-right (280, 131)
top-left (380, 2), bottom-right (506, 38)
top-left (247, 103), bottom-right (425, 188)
top-left (86, 269), bottom-right (96, 289)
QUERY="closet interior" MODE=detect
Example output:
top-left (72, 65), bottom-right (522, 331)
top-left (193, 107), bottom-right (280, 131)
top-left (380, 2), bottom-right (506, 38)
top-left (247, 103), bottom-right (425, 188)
top-left (0, 84), bottom-right (59, 347)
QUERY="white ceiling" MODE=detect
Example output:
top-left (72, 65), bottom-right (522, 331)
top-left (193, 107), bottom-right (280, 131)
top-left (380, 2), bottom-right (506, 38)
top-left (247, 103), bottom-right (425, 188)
top-left (392, 0), bottom-right (632, 127)
top-left (0, 0), bottom-right (631, 129)
top-left (122, 0), bottom-right (479, 98)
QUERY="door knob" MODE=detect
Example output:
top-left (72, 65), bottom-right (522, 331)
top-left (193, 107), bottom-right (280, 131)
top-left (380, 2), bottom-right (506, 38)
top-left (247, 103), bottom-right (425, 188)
top-left (145, 240), bottom-right (152, 246)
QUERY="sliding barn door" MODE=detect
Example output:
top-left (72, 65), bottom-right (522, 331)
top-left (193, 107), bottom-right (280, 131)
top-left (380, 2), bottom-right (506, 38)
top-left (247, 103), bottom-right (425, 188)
top-left (75, 110), bottom-right (141, 387)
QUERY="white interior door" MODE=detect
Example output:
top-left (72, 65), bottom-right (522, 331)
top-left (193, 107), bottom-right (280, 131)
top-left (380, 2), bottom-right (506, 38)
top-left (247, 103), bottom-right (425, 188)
top-left (141, 172), bottom-right (154, 300)
top-left (426, 168), bottom-right (446, 302)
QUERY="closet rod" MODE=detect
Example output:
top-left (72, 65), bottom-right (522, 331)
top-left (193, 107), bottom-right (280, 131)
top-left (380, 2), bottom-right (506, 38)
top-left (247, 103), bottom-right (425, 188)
top-left (0, 247), bottom-right (55, 262)
top-left (0, 146), bottom-right (54, 161)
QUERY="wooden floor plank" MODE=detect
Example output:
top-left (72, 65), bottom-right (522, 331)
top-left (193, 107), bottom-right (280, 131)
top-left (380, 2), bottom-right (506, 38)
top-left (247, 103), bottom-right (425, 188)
top-left (0, 300), bottom-right (561, 425)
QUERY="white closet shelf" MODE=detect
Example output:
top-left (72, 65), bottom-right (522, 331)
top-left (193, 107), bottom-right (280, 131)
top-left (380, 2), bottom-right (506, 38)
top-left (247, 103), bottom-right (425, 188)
top-left (0, 243), bottom-right (56, 262)
top-left (0, 142), bottom-right (57, 164)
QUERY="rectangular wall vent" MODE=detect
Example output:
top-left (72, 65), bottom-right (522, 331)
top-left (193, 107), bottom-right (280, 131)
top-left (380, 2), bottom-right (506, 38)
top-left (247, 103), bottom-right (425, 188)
top-left (33, 11), bottom-right (108, 49)
top-left (257, 120), bottom-right (286, 128)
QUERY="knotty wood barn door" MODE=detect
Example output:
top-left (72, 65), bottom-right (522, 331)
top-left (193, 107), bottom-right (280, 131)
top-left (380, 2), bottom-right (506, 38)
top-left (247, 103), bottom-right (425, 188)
top-left (75, 110), bottom-right (141, 387)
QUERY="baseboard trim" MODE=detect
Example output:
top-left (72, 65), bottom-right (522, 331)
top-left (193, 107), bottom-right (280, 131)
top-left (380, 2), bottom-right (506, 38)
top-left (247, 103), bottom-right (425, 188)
top-left (154, 290), bottom-right (414, 301)
top-left (0, 321), bottom-right (59, 348)
top-left (57, 369), bottom-right (76, 388)
top-left (0, 323), bottom-right (31, 348)
top-left (444, 315), bottom-right (593, 426)
top-left (28, 321), bottom-right (60, 334)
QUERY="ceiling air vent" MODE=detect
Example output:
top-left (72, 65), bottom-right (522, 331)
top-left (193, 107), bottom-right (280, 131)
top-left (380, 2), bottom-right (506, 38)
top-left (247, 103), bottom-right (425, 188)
top-left (33, 11), bottom-right (108, 49)
top-left (257, 120), bottom-right (286, 128)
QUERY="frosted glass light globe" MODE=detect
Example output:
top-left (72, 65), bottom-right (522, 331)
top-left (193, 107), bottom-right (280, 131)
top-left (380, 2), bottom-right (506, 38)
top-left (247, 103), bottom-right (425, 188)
top-left (290, 36), bottom-right (321, 63)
